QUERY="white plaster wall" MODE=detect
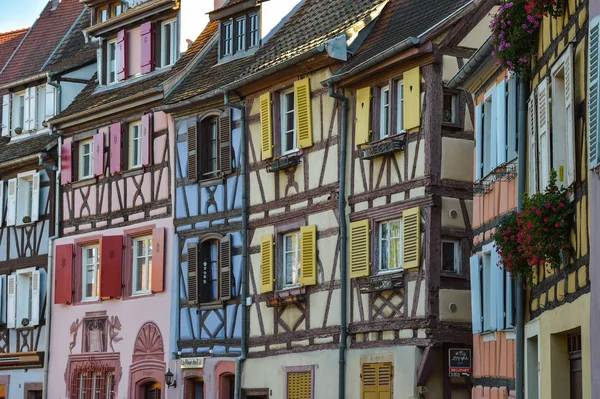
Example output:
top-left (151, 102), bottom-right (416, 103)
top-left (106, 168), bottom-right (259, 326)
top-left (60, 64), bottom-right (97, 112)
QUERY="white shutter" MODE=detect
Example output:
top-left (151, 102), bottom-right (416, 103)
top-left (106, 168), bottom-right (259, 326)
top-left (31, 172), bottom-right (40, 222)
top-left (29, 87), bottom-right (37, 131)
top-left (491, 247), bottom-right (505, 330)
top-left (528, 94), bottom-right (538, 194)
top-left (6, 178), bottom-right (17, 226)
top-left (496, 80), bottom-right (507, 165)
top-left (30, 270), bottom-right (41, 326)
top-left (6, 274), bottom-right (16, 329)
top-left (1, 94), bottom-right (10, 136)
top-left (589, 17), bottom-right (600, 169)
top-left (0, 180), bottom-right (4, 226)
top-left (45, 84), bottom-right (56, 121)
top-left (563, 48), bottom-right (576, 186)
top-left (23, 88), bottom-right (31, 131)
top-left (0, 275), bottom-right (4, 325)
top-left (469, 255), bottom-right (483, 334)
top-left (475, 104), bottom-right (483, 180)
top-left (537, 79), bottom-right (551, 190)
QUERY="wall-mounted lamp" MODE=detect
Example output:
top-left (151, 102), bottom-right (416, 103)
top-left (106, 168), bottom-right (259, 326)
top-left (165, 369), bottom-right (177, 388)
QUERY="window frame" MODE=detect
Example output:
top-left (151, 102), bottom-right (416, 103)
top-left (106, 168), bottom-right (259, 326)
top-left (222, 20), bottom-right (234, 57)
top-left (281, 231), bottom-right (302, 289)
top-left (284, 366), bottom-right (314, 399)
top-left (441, 239), bottom-right (461, 275)
top-left (106, 39), bottom-right (118, 85)
top-left (16, 171), bottom-right (36, 225)
top-left (248, 12), bottom-right (260, 48)
top-left (81, 244), bottom-right (101, 302)
top-left (15, 267), bottom-right (36, 328)
top-left (377, 218), bottom-right (403, 273)
top-left (235, 16), bottom-right (247, 53)
top-left (128, 121), bottom-right (142, 170)
top-left (442, 90), bottom-right (460, 127)
top-left (396, 80), bottom-right (404, 134)
top-left (379, 85), bottom-right (391, 139)
top-left (111, 2), bottom-right (123, 17)
top-left (79, 139), bottom-right (94, 180)
top-left (200, 116), bottom-right (220, 178)
top-left (160, 18), bottom-right (178, 68)
top-left (131, 235), bottom-right (153, 296)
top-left (280, 87), bottom-right (297, 155)
top-left (97, 5), bottom-right (109, 23)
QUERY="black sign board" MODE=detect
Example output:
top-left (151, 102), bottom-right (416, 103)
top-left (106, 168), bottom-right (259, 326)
top-left (448, 348), bottom-right (472, 377)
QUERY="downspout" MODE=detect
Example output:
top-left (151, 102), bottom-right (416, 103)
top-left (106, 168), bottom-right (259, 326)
top-left (224, 92), bottom-right (248, 399)
top-left (327, 82), bottom-right (349, 399)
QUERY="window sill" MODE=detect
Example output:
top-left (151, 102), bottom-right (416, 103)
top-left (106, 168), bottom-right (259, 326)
top-left (359, 133), bottom-right (406, 160)
top-left (124, 291), bottom-right (154, 301)
top-left (266, 152), bottom-right (303, 173)
top-left (74, 298), bottom-right (103, 306)
top-left (199, 175), bottom-right (225, 188)
top-left (358, 270), bottom-right (404, 293)
top-left (72, 177), bottom-right (97, 189)
top-left (199, 301), bottom-right (224, 310)
top-left (267, 286), bottom-right (306, 307)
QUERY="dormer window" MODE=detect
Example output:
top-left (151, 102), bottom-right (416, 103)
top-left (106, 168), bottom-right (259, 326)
top-left (219, 11), bottom-right (260, 60)
top-left (160, 19), bottom-right (178, 68)
top-left (107, 39), bottom-right (118, 84)
top-left (249, 13), bottom-right (259, 47)
top-left (95, 2), bottom-right (125, 24)
top-left (222, 21), bottom-right (233, 57)
top-left (112, 3), bottom-right (123, 17)
top-left (98, 5), bottom-right (109, 23)
top-left (235, 17), bottom-right (246, 52)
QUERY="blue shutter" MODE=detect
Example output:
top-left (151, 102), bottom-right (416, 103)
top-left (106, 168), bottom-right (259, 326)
top-left (470, 254), bottom-right (483, 334)
top-left (496, 80), bottom-right (507, 165)
top-left (507, 77), bottom-right (518, 161)
top-left (475, 104), bottom-right (483, 180)
top-left (490, 245), bottom-right (504, 330)
top-left (505, 271), bottom-right (514, 328)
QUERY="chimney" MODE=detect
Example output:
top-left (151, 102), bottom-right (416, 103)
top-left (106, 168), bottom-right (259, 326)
top-left (51, 0), bottom-right (61, 11)
top-left (214, 0), bottom-right (227, 10)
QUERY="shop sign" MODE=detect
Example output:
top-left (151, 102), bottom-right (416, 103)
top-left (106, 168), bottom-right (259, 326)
top-left (180, 357), bottom-right (205, 369)
top-left (448, 348), bottom-right (471, 377)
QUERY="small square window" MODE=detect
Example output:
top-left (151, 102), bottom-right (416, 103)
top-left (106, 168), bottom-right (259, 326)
top-left (79, 139), bottom-right (94, 180)
top-left (282, 231), bottom-right (302, 289)
top-left (222, 21), bottom-right (233, 57)
top-left (132, 236), bottom-right (153, 295)
top-left (379, 219), bottom-right (403, 271)
top-left (280, 88), bottom-right (296, 155)
top-left (161, 19), bottom-right (179, 67)
top-left (106, 39), bottom-right (117, 85)
top-left (443, 92), bottom-right (458, 125)
top-left (82, 245), bottom-right (100, 301)
top-left (129, 122), bottom-right (142, 169)
top-left (442, 240), bottom-right (461, 274)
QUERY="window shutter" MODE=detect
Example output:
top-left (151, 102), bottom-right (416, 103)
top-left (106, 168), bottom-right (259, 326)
top-left (505, 271), bottom-right (514, 328)
top-left (0, 180), bottom-right (4, 226)
top-left (299, 225), bottom-right (317, 286)
top-left (361, 363), bottom-right (392, 399)
top-left (61, 137), bottom-right (73, 185)
top-left (151, 227), bottom-right (165, 293)
top-left (527, 94), bottom-right (538, 194)
top-left (117, 29), bottom-right (128, 81)
top-left (31, 172), bottom-right (40, 222)
top-left (496, 80), bottom-right (507, 165)
top-left (294, 77), bottom-right (313, 149)
top-left (537, 79), bottom-right (550, 189)
top-left (259, 92), bottom-right (273, 160)
top-left (0, 275), bottom-right (4, 325)
top-left (93, 130), bottom-right (105, 176)
top-left (99, 236), bottom-right (123, 298)
top-left (6, 178), bottom-right (17, 226)
top-left (490, 246), bottom-right (504, 330)
top-left (6, 274), bottom-right (16, 329)
top-left (590, 18), bottom-right (600, 169)
top-left (45, 84), bottom-right (56, 121)
top-left (1, 94), bottom-right (10, 136)
top-left (141, 113), bottom-right (153, 167)
top-left (484, 94), bottom-right (498, 176)
top-left (349, 220), bottom-right (370, 278)
top-left (563, 48), bottom-right (576, 186)
top-left (30, 87), bottom-right (37, 130)
top-left (260, 234), bottom-right (274, 293)
top-left (140, 22), bottom-right (155, 74)
top-left (403, 66), bottom-right (421, 130)
top-left (475, 103), bottom-right (483, 180)
top-left (199, 241), bottom-right (212, 303)
top-left (287, 371), bottom-right (312, 398)
top-left (220, 234), bottom-right (232, 301)
top-left (219, 109), bottom-right (232, 175)
top-left (110, 122), bottom-right (122, 174)
top-left (469, 254), bottom-right (483, 333)
top-left (507, 77), bottom-right (518, 161)
top-left (355, 87), bottom-right (371, 145)
top-left (30, 269), bottom-right (41, 326)
top-left (402, 207), bottom-right (421, 269)
top-left (54, 244), bottom-right (73, 304)
top-left (187, 242), bottom-right (199, 306)
top-left (187, 121), bottom-right (198, 181)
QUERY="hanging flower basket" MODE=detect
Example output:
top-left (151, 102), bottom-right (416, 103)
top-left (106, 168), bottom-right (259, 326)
top-left (493, 212), bottom-right (534, 284)
top-left (525, 0), bottom-right (565, 17)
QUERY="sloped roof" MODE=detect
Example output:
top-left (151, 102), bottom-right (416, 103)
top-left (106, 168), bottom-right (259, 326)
top-left (0, 28), bottom-right (28, 73)
top-left (0, 133), bottom-right (56, 164)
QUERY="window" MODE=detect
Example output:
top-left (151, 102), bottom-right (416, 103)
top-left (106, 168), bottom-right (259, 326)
top-left (16, 172), bottom-right (36, 224)
top-left (82, 245), bottom-right (100, 301)
top-left (161, 19), bottom-right (178, 67)
top-left (202, 117), bottom-right (219, 176)
top-left (201, 240), bottom-right (219, 303)
top-left (222, 21), bottom-right (233, 57)
top-left (396, 81), bottom-right (404, 133)
top-left (442, 240), bottom-right (460, 274)
top-left (282, 231), bottom-right (301, 289)
top-left (98, 5), bottom-right (109, 23)
top-left (129, 122), bottom-right (142, 169)
top-left (79, 139), bottom-right (94, 180)
top-left (220, 12), bottom-right (260, 59)
top-left (187, 235), bottom-right (232, 306)
top-left (132, 236), bottom-right (152, 295)
top-left (249, 13), bottom-right (260, 47)
top-left (379, 85), bottom-right (390, 138)
top-left (189, 111), bottom-right (233, 182)
top-left (107, 40), bottom-right (117, 85)
top-left (112, 2), bottom-right (123, 17)
top-left (569, 333), bottom-right (583, 399)
top-left (482, 93), bottom-right (494, 176)
top-left (443, 92), bottom-right (458, 125)
top-left (379, 219), bottom-right (402, 272)
top-left (286, 368), bottom-right (313, 399)
top-left (281, 89), bottom-right (296, 154)
top-left (361, 363), bottom-right (392, 399)
top-left (13, 268), bottom-right (41, 328)
top-left (71, 367), bottom-right (115, 399)
top-left (235, 17), bottom-right (246, 52)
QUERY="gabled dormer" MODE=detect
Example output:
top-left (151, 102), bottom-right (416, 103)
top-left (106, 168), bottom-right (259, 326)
top-left (209, 0), bottom-right (262, 62)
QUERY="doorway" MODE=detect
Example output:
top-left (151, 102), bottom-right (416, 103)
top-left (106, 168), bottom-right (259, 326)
top-left (142, 381), bottom-right (162, 399)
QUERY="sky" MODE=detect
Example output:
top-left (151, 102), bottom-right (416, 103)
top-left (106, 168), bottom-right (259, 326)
top-left (0, 0), bottom-right (48, 32)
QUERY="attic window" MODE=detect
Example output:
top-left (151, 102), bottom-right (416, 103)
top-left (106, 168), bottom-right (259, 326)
top-left (95, 2), bottom-right (126, 24)
top-left (220, 11), bottom-right (260, 60)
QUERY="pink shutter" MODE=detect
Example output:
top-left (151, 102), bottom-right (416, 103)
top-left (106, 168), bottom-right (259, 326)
top-left (61, 137), bottom-right (73, 185)
top-left (93, 130), bottom-right (105, 176)
top-left (140, 22), bottom-right (154, 74)
top-left (142, 113), bottom-right (153, 167)
top-left (99, 235), bottom-right (123, 298)
top-left (117, 29), bottom-right (128, 81)
top-left (110, 122), bottom-right (122, 174)
top-left (150, 227), bottom-right (165, 293)
top-left (55, 244), bottom-right (73, 304)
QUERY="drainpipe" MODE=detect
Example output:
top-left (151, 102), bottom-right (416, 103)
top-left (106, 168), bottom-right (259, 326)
top-left (224, 92), bottom-right (248, 399)
top-left (515, 73), bottom-right (528, 399)
top-left (327, 82), bottom-right (349, 399)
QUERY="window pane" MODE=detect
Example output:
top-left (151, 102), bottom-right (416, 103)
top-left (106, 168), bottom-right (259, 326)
top-left (397, 82), bottom-right (404, 132)
top-left (442, 242), bottom-right (457, 272)
top-left (164, 24), bottom-right (172, 65)
top-left (389, 237), bottom-right (401, 269)
top-left (381, 239), bottom-right (389, 270)
top-left (381, 87), bottom-right (390, 137)
top-left (443, 93), bottom-right (456, 124)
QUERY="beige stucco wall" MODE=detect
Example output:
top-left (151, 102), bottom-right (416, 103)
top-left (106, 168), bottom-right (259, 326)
top-left (439, 289), bottom-right (472, 322)
top-left (441, 137), bottom-right (474, 182)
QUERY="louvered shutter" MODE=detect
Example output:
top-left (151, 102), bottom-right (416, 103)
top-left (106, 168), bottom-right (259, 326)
top-left (537, 79), bottom-right (550, 189)
top-left (299, 225), bottom-right (317, 286)
top-left (362, 363), bottom-right (392, 399)
top-left (1, 94), bottom-right (10, 136)
top-left (220, 234), bottom-right (232, 301)
top-left (219, 109), bottom-right (232, 175)
top-left (55, 244), bottom-right (73, 304)
top-left (470, 254), bottom-right (483, 333)
top-left (30, 87), bottom-right (37, 130)
top-left (475, 103), bottom-right (483, 180)
top-left (0, 181), bottom-right (4, 226)
top-left (490, 246), bottom-right (504, 330)
top-left (117, 29), bottom-right (128, 81)
top-left (93, 130), bottom-right (105, 176)
top-left (6, 178), bottom-right (17, 226)
top-left (287, 371), bottom-right (312, 399)
top-left (496, 80), bottom-right (507, 165)
top-left (294, 77), bottom-right (313, 149)
top-left (355, 87), bottom-right (371, 145)
top-left (402, 207), bottom-right (421, 269)
top-left (30, 269), bottom-right (41, 326)
top-left (6, 274), bottom-right (16, 329)
top-left (187, 121), bottom-right (198, 181)
top-left (505, 271), bottom-right (514, 328)
top-left (45, 84), bottom-right (56, 121)
top-left (140, 22), bottom-right (155, 74)
top-left (527, 94), bottom-right (538, 194)
top-left (61, 137), bottom-right (73, 185)
top-left (563, 48), bottom-right (576, 186)
top-left (142, 113), bottom-right (153, 167)
top-left (187, 242), bottom-right (199, 306)
top-left (507, 77), bottom-right (518, 160)
top-left (110, 122), bottom-right (122, 174)
top-left (404, 66), bottom-right (421, 130)
top-left (260, 234), bottom-right (274, 293)
top-left (99, 236), bottom-right (123, 298)
top-left (23, 87), bottom-right (31, 131)
top-left (151, 227), bottom-right (165, 293)
top-left (31, 172), bottom-right (40, 222)
top-left (259, 92), bottom-right (273, 160)
top-left (350, 220), bottom-right (370, 278)
top-left (590, 18), bottom-right (600, 169)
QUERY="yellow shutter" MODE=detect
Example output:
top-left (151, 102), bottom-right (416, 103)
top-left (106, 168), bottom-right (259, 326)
top-left (378, 363), bottom-right (392, 398)
top-left (260, 92), bottom-right (273, 160)
top-left (294, 78), bottom-right (313, 149)
top-left (403, 66), bottom-right (421, 130)
top-left (350, 220), bottom-right (370, 278)
top-left (287, 371), bottom-right (312, 399)
top-left (362, 363), bottom-right (393, 399)
top-left (355, 87), bottom-right (371, 145)
top-left (402, 206), bottom-right (421, 269)
top-left (299, 225), bottom-right (317, 286)
top-left (260, 234), bottom-right (274, 293)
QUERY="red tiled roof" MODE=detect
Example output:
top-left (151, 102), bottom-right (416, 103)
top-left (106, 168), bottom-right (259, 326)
top-left (0, 28), bottom-right (28, 73)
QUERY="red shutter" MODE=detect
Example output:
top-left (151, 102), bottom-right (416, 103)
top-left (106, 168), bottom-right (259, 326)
top-left (110, 122), bottom-right (122, 174)
top-left (117, 29), bottom-right (128, 81)
top-left (142, 113), bottom-right (153, 167)
top-left (55, 244), bottom-right (73, 304)
top-left (93, 130), bottom-right (105, 176)
top-left (140, 22), bottom-right (154, 74)
top-left (61, 137), bottom-right (73, 185)
top-left (151, 227), bottom-right (165, 293)
top-left (99, 235), bottom-right (123, 298)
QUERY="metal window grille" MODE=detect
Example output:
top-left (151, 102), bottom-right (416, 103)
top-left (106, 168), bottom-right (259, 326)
top-left (69, 358), bottom-right (115, 399)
